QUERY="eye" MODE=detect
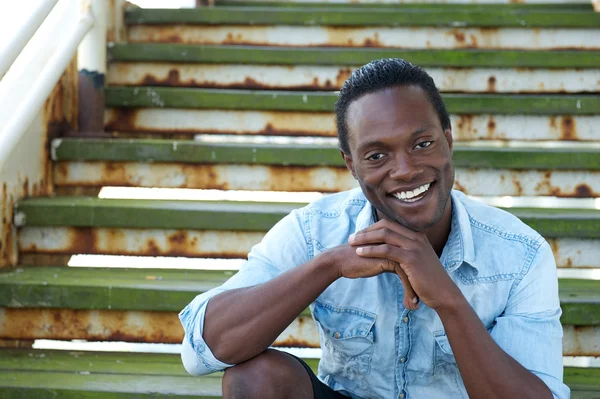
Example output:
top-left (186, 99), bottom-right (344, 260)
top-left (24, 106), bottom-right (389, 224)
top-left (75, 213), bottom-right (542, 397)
top-left (415, 141), bottom-right (433, 149)
top-left (367, 153), bottom-right (385, 161)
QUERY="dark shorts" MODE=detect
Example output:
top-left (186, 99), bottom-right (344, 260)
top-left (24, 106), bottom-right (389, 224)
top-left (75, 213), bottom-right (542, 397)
top-left (288, 354), bottom-right (349, 399)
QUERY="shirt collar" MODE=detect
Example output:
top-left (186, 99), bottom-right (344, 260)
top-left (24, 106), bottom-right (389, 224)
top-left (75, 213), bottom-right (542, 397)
top-left (441, 190), bottom-right (477, 272)
top-left (354, 190), bottom-right (477, 272)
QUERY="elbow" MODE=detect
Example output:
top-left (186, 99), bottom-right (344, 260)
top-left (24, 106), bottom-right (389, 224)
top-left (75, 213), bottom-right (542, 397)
top-left (180, 338), bottom-right (218, 376)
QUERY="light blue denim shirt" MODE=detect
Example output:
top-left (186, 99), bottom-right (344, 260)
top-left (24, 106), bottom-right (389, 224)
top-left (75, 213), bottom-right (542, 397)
top-left (179, 188), bottom-right (569, 399)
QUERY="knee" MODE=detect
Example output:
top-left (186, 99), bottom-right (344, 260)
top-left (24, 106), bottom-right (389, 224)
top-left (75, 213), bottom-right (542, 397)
top-left (222, 349), bottom-right (309, 399)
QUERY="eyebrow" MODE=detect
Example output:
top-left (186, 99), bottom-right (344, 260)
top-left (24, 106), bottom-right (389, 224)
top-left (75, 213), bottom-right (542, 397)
top-left (356, 125), bottom-right (436, 153)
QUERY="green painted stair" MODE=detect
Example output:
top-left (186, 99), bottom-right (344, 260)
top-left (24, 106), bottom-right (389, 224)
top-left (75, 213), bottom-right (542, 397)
top-left (124, 5), bottom-right (600, 28)
top-left (0, 350), bottom-right (596, 398)
top-left (108, 44), bottom-right (600, 68)
top-left (105, 87), bottom-right (600, 114)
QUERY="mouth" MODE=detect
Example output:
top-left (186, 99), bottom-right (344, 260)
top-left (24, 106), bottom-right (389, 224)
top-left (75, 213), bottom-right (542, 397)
top-left (389, 182), bottom-right (434, 204)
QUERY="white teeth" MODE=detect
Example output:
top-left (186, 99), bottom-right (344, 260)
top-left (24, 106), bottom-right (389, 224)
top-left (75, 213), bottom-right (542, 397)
top-left (393, 183), bottom-right (431, 202)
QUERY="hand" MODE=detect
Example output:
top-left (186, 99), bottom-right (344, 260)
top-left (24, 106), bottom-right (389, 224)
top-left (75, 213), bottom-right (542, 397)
top-left (323, 243), bottom-right (419, 310)
top-left (348, 219), bottom-right (462, 311)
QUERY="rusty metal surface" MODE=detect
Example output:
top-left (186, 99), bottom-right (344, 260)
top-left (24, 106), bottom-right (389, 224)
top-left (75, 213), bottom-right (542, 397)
top-left (107, 63), bottom-right (600, 94)
top-left (0, 57), bottom-right (77, 268)
top-left (107, 0), bottom-right (127, 43)
top-left (563, 325), bottom-right (600, 357)
top-left (104, 108), bottom-right (336, 137)
top-left (18, 226), bottom-right (600, 269)
top-left (53, 162), bottom-right (359, 192)
top-left (0, 308), bottom-right (594, 354)
top-left (104, 108), bottom-right (599, 141)
top-left (0, 308), bottom-right (318, 347)
top-left (18, 227), bottom-right (264, 258)
top-left (127, 25), bottom-right (600, 50)
top-left (53, 161), bottom-right (600, 197)
top-left (453, 169), bottom-right (600, 198)
top-left (549, 238), bottom-right (600, 269)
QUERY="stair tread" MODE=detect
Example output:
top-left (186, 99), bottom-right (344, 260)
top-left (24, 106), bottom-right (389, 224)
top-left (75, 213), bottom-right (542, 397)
top-left (105, 87), bottom-right (600, 114)
top-left (0, 267), bottom-right (598, 325)
top-left (124, 6), bottom-right (600, 28)
top-left (108, 44), bottom-right (600, 68)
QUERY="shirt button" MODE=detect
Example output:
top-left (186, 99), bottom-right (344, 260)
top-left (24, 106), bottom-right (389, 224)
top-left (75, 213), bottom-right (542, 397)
top-left (399, 393), bottom-right (405, 399)
top-left (399, 357), bottom-right (405, 363)
top-left (403, 317), bottom-right (409, 323)
top-left (333, 332), bottom-right (341, 339)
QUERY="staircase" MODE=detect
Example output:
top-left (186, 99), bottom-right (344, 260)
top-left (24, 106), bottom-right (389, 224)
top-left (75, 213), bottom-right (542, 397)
top-left (1, 1), bottom-right (600, 397)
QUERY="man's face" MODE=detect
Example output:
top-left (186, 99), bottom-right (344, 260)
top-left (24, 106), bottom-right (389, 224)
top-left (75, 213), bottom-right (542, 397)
top-left (342, 85), bottom-right (454, 232)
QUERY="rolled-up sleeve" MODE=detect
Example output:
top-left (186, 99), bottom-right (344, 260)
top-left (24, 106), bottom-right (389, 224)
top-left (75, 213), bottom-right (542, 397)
top-left (179, 208), bottom-right (310, 375)
top-left (490, 240), bottom-right (570, 399)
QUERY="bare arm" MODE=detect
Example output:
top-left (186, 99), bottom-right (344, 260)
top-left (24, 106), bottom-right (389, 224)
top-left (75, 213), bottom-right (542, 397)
top-left (437, 296), bottom-right (552, 399)
top-left (203, 244), bottom-right (417, 365)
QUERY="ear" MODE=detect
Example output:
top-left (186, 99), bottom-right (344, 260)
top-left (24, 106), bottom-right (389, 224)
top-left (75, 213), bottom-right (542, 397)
top-left (341, 150), bottom-right (358, 180)
top-left (444, 128), bottom-right (453, 152)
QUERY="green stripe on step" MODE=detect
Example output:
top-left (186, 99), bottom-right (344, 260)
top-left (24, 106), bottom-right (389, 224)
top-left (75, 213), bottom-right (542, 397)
top-left (124, 7), bottom-right (600, 28)
top-left (105, 87), bottom-right (600, 114)
top-left (0, 267), bottom-right (597, 324)
top-left (52, 138), bottom-right (600, 171)
top-left (15, 197), bottom-right (600, 238)
top-left (108, 44), bottom-right (600, 69)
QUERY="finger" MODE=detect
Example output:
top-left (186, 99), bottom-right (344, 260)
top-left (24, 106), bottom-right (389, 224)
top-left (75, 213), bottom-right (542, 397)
top-left (396, 266), bottom-right (419, 311)
top-left (354, 218), bottom-right (419, 240)
top-left (355, 244), bottom-right (402, 261)
top-left (349, 227), bottom-right (411, 247)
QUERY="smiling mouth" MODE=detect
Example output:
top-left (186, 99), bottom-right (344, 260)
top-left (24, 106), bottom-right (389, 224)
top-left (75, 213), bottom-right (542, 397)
top-left (390, 182), bottom-right (433, 203)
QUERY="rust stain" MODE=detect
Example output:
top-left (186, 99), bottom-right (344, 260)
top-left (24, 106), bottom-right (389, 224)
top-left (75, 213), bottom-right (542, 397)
top-left (549, 116), bottom-right (557, 129)
top-left (453, 180), bottom-right (467, 193)
top-left (511, 175), bottom-right (523, 196)
top-left (455, 115), bottom-right (477, 140)
top-left (0, 308), bottom-right (184, 343)
top-left (104, 108), bottom-right (139, 133)
top-left (487, 116), bottom-right (496, 137)
top-left (335, 68), bottom-right (353, 88)
top-left (487, 76), bottom-right (496, 93)
top-left (560, 116), bottom-right (578, 140)
top-left (574, 184), bottom-right (593, 198)
top-left (363, 32), bottom-right (382, 47)
top-left (448, 29), bottom-right (466, 44)
top-left (272, 338), bottom-right (320, 348)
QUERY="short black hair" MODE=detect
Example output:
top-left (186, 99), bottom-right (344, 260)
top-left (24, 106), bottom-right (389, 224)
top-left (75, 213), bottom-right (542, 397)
top-left (335, 58), bottom-right (451, 155)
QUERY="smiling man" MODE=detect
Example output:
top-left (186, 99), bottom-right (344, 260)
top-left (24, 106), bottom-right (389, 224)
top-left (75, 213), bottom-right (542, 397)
top-left (179, 59), bottom-right (569, 399)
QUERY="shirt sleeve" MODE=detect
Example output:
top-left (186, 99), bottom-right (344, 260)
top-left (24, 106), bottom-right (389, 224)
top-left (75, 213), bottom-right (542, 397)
top-left (179, 208), bottom-right (310, 376)
top-left (489, 240), bottom-right (570, 399)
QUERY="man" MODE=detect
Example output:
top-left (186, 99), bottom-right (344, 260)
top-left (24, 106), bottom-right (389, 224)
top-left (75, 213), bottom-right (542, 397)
top-left (179, 59), bottom-right (569, 399)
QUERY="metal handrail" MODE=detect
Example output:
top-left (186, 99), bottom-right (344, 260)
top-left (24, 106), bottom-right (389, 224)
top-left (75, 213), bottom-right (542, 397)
top-left (0, 0), bottom-right (60, 80)
top-left (0, 0), bottom-right (95, 173)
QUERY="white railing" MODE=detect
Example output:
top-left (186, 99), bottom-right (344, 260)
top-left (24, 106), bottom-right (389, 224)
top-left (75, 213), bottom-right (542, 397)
top-left (0, 0), bottom-right (96, 172)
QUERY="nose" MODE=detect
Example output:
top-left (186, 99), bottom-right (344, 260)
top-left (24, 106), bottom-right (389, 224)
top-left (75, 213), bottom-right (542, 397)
top-left (388, 154), bottom-right (423, 181)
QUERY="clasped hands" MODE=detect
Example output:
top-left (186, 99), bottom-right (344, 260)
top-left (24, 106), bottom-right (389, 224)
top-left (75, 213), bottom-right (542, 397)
top-left (346, 219), bottom-right (461, 312)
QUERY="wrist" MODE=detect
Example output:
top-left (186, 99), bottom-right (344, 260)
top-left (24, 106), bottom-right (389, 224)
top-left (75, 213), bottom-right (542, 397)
top-left (311, 250), bottom-right (342, 283)
top-left (434, 288), bottom-right (469, 319)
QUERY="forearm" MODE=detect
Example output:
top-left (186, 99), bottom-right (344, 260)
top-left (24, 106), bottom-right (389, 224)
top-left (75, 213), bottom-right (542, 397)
top-left (437, 296), bottom-right (553, 399)
top-left (203, 254), bottom-right (339, 364)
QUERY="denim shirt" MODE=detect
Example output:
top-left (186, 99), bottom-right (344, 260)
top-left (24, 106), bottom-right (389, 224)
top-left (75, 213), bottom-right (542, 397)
top-left (179, 188), bottom-right (569, 399)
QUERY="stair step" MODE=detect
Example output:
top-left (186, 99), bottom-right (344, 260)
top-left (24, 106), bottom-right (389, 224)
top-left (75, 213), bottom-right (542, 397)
top-left (0, 350), bottom-right (596, 397)
top-left (15, 196), bottom-right (600, 238)
top-left (124, 6), bottom-right (600, 28)
top-left (0, 267), bottom-right (598, 325)
top-left (105, 87), bottom-right (600, 114)
top-left (108, 44), bottom-right (600, 69)
top-left (51, 138), bottom-right (600, 170)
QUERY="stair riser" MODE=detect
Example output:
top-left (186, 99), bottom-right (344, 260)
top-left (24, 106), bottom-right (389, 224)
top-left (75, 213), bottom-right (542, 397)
top-left (104, 109), bottom-right (598, 141)
top-left (53, 162), bottom-right (600, 198)
top-left (128, 26), bottom-right (600, 50)
top-left (17, 227), bottom-right (600, 269)
top-left (0, 308), bottom-right (596, 355)
top-left (108, 63), bottom-right (600, 94)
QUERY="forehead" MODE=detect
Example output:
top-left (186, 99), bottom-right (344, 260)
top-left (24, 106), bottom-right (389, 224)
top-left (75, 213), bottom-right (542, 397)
top-left (346, 85), bottom-right (440, 147)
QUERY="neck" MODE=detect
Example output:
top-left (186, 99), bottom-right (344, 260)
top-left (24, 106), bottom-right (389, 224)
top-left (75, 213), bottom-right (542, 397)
top-left (426, 197), bottom-right (453, 256)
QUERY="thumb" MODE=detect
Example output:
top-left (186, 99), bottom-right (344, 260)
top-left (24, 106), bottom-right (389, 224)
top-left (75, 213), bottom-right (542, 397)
top-left (396, 266), bottom-right (419, 310)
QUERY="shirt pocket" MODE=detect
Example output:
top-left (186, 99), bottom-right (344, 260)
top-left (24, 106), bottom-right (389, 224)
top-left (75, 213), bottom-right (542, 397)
top-left (313, 300), bottom-right (376, 377)
top-left (433, 332), bottom-right (458, 376)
